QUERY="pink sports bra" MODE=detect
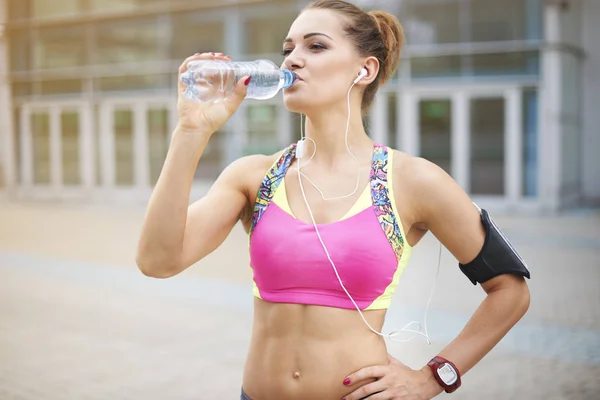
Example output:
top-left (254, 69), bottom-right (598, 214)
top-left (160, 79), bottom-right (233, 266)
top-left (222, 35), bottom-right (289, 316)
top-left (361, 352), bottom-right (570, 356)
top-left (248, 143), bottom-right (412, 310)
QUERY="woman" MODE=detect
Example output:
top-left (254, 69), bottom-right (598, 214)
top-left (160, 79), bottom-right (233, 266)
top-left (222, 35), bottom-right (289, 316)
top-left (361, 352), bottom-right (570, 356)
top-left (136, 1), bottom-right (531, 399)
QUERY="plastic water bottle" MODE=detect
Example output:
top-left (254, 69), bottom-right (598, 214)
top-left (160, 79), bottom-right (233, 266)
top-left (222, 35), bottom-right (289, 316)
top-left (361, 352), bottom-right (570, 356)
top-left (180, 59), bottom-right (297, 103)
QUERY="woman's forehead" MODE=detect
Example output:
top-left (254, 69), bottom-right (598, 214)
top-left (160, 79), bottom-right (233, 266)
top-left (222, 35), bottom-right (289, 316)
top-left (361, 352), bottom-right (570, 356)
top-left (287, 9), bottom-right (345, 41)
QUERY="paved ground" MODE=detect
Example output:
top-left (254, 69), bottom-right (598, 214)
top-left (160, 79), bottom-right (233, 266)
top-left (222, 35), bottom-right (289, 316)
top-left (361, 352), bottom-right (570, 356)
top-left (1, 200), bottom-right (599, 399)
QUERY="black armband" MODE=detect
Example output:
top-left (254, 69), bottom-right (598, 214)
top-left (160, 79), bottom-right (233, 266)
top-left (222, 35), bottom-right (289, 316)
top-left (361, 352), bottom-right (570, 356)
top-left (459, 208), bottom-right (531, 285)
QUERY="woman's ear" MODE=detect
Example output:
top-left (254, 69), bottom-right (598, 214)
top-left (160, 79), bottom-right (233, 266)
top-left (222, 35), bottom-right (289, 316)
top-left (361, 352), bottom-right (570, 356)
top-left (356, 56), bottom-right (380, 86)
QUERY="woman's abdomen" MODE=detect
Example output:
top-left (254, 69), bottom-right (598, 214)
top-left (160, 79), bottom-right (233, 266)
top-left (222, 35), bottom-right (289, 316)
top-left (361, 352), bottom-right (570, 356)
top-left (242, 300), bottom-right (389, 400)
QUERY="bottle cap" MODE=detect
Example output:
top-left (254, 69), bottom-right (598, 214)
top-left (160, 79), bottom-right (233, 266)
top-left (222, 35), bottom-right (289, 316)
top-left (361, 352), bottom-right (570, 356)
top-left (282, 70), bottom-right (297, 89)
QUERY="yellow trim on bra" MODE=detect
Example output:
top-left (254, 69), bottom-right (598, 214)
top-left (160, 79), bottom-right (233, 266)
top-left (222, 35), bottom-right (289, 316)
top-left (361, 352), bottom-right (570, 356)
top-left (364, 150), bottom-right (413, 311)
top-left (272, 178), bottom-right (372, 223)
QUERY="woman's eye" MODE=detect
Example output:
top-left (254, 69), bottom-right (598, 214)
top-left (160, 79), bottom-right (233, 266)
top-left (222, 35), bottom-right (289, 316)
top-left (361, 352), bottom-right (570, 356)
top-left (281, 49), bottom-right (293, 56)
top-left (310, 43), bottom-right (326, 51)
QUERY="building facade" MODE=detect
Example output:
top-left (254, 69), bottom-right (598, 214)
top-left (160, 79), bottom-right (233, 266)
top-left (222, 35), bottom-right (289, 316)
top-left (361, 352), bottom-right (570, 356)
top-left (0, 0), bottom-right (598, 212)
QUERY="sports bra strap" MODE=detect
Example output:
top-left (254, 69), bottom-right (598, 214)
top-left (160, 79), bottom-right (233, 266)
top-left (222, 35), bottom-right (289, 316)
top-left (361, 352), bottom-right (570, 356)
top-left (250, 144), bottom-right (297, 237)
top-left (370, 145), bottom-right (405, 260)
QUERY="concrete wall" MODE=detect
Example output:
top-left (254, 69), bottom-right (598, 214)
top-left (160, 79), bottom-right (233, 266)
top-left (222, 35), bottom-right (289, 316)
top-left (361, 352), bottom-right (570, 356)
top-left (581, 0), bottom-right (600, 204)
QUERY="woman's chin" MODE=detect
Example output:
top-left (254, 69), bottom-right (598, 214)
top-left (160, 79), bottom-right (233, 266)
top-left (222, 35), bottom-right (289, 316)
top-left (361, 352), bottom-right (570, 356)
top-left (283, 93), bottom-right (312, 114)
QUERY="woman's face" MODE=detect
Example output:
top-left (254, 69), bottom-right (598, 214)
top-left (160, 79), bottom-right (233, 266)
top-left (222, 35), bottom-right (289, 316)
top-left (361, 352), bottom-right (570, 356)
top-left (281, 9), bottom-right (364, 114)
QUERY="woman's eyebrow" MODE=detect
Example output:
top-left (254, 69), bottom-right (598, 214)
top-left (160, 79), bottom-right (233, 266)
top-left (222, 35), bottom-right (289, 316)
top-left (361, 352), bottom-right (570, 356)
top-left (283, 32), bottom-right (334, 44)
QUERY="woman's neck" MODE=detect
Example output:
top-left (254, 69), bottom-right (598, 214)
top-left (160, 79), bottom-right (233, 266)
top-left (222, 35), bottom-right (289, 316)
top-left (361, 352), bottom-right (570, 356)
top-left (301, 106), bottom-right (373, 168)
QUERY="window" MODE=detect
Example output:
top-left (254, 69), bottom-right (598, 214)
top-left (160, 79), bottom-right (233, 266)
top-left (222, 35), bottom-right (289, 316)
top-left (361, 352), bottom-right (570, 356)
top-left (9, 30), bottom-right (31, 72)
top-left (246, 13), bottom-right (297, 56)
top-left (34, 26), bottom-right (86, 69)
top-left (170, 12), bottom-right (224, 59)
top-left (468, 0), bottom-right (541, 42)
top-left (90, 0), bottom-right (166, 13)
top-left (406, 0), bottom-right (461, 45)
top-left (94, 18), bottom-right (160, 64)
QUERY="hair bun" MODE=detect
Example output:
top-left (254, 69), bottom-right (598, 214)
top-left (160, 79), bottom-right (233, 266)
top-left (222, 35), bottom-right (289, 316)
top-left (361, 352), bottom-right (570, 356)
top-left (368, 10), bottom-right (404, 86)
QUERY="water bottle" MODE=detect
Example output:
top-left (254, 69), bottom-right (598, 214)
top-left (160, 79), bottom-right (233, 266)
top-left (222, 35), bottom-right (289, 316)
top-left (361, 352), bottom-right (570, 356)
top-left (180, 59), bottom-right (297, 103)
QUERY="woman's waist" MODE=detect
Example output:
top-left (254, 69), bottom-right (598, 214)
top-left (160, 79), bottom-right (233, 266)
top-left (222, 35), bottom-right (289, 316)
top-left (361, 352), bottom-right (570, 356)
top-left (243, 331), bottom-right (388, 400)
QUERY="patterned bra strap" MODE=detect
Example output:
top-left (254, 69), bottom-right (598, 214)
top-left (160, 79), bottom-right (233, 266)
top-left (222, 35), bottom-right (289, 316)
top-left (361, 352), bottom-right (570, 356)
top-left (370, 144), bottom-right (405, 261)
top-left (249, 144), bottom-right (297, 237)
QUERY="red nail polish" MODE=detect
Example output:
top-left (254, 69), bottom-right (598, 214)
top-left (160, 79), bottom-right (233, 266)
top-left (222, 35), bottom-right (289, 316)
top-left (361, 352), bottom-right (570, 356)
top-left (343, 378), bottom-right (351, 385)
top-left (244, 77), bottom-right (251, 86)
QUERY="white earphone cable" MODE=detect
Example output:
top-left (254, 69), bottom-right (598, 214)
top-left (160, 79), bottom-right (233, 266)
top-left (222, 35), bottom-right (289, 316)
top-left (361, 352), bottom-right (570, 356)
top-left (295, 77), bottom-right (442, 344)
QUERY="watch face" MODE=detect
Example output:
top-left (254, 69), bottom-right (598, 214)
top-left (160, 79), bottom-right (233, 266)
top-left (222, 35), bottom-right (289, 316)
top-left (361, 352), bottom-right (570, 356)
top-left (437, 363), bottom-right (458, 385)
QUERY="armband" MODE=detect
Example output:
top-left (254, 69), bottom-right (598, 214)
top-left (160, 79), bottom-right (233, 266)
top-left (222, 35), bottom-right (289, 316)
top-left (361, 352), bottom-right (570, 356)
top-left (459, 207), bottom-right (531, 285)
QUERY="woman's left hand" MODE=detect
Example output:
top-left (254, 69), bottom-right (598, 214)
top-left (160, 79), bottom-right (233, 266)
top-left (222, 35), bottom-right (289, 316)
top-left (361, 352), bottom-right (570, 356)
top-left (342, 354), bottom-right (443, 400)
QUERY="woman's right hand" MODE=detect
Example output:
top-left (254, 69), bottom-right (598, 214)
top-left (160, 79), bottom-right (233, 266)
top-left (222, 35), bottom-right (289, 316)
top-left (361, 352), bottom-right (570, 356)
top-left (176, 52), bottom-right (250, 136)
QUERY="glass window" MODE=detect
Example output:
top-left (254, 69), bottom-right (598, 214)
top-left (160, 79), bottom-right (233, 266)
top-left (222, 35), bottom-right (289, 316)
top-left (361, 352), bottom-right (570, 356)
top-left (170, 13), bottom-right (224, 59)
top-left (40, 80), bottom-right (83, 95)
top-left (32, 0), bottom-right (80, 18)
top-left (148, 108), bottom-right (169, 185)
top-left (90, 0), bottom-right (166, 13)
top-left (61, 112), bottom-right (81, 185)
top-left (411, 55), bottom-right (462, 79)
top-left (12, 82), bottom-right (33, 97)
top-left (522, 89), bottom-right (538, 197)
top-left (8, 1), bottom-right (30, 20)
top-left (114, 110), bottom-right (134, 186)
top-left (31, 112), bottom-right (51, 185)
top-left (406, 0), bottom-right (461, 45)
top-left (245, 104), bottom-right (279, 155)
top-left (94, 74), bottom-right (171, 92)
top-left (34, 26), bottom-right (86, 69)
top-left (470, 98), bottom-right (505, 195)
top-left (246, 13), bottom-right (297, 56)
top-left (468, 0), bottom-right (539, 42)
top-left (9, 30), bottom-right (32, 71)
top-left (419, 99), bottom-right (452, 175)
top-left (94, 18), bottom-right (159, 64)
top-left (469, 51), bottom-right (539, 76)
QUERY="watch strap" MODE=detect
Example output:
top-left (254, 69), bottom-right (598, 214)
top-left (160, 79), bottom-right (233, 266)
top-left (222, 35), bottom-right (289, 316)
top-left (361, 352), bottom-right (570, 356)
top-left (427, 356), bottom-right (462, 394)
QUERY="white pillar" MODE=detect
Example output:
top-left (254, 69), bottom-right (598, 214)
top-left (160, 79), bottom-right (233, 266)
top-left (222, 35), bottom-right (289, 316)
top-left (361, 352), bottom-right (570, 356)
top-left (99, 103), bottom-right (115, 192)
top-left (400, 91), bottom-right (418, 156)
top-left (370, 91), bottom-right (387, 145)
top-left (538, 3), bottom-right (562, 212)
top-left (451, 90), bottom-right (470, 191)
top-left (505, 87), bottom-right (523, 205)
top-left (0, 0), bottom-right (15, 196)
top-left (134, 102), bottom-right (150, 190)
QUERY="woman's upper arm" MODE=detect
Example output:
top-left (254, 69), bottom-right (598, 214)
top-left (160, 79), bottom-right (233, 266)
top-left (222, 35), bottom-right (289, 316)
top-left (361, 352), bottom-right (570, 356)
top-left (406, 157), bottom-right (527, 292)
top-left (177, 154), bottom-right (267, 271)
top-left (407, 157), bottom-right (485, 264)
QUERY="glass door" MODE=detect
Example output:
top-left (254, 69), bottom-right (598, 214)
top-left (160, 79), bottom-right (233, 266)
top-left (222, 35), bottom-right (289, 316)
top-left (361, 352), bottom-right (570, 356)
top-left (406, 85), bottom-right (525, 205)
top-left (19, 102), bottom-right (91, 199)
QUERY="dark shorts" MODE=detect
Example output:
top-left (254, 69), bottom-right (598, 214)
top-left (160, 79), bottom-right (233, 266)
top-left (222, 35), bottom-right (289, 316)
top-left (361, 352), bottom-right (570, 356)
top-left (241, 388), bottom-right (381, 399)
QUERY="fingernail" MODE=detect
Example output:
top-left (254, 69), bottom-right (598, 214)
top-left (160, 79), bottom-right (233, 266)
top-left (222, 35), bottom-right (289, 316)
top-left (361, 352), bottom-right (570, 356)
top-left (343, 378), bottom-right (351, 385)
top-left (244, 77), bottom-right (251, 86)
top-left (210, 52), bottom-right (215, 55)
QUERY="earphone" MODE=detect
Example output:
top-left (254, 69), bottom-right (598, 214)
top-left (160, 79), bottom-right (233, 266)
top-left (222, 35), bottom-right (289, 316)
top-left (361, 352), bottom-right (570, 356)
top-left (353, 67), bottom-right (368, 84)
top-left (294, 67), bottom-right (441, 344)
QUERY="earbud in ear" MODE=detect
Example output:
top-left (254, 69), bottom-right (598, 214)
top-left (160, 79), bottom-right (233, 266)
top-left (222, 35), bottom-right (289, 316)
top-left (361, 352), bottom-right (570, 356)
top-left (353, 68), bottom-right (368, 84)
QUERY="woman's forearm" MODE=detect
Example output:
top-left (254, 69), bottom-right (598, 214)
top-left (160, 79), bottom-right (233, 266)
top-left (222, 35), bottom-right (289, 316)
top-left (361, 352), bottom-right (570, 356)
top-left (136, 126), bottom-right (212, 277)
top-left (419, 278), bottom-right (531, 397)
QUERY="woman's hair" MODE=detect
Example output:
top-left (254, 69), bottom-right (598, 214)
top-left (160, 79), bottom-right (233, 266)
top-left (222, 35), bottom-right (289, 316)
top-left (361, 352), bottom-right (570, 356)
top-left (304, 0), bottom-right (405, 114)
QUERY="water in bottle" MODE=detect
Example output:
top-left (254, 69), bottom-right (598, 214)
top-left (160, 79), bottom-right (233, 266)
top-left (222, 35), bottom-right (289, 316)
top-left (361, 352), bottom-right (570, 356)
top-left (180, 59), bottom-right (297, 103)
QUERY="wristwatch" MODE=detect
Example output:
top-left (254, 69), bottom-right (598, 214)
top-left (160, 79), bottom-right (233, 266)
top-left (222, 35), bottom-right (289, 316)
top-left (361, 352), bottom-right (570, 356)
top-left (427, 356), bottom-right (461, 393)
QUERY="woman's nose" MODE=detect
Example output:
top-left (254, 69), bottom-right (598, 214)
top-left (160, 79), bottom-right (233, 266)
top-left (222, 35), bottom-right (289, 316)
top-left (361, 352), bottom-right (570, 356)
top-left (284, 50), bottom-right (303, 70)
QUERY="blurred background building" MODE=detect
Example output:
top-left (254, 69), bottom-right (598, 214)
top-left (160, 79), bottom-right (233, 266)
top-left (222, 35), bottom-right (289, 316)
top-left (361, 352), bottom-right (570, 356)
top-left (0, 0), bottom-right (598, 212)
